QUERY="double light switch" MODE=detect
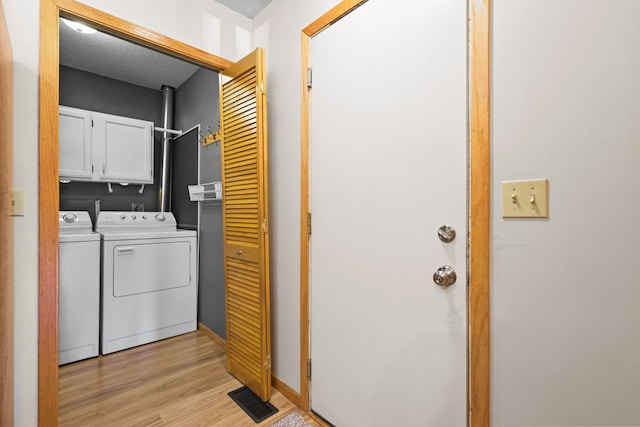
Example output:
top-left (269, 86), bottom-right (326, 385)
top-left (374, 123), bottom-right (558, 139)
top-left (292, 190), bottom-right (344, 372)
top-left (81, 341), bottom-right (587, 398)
top-left (502, 179), bottom-right (549, 218)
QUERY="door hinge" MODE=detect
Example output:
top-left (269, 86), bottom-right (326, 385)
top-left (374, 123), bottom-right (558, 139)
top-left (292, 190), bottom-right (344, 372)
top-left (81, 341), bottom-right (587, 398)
top-left (307, 212), bottom-right (312, 235)
top-left (259, 80), bottom-right (267, 95)
top-left (262, 218), bottom-right (269, 233)
top-left (265, 354), bottom-right (272, 370)
top-left (306, 359), bottom-right (312, 380)
top-left (307, 68), bottom-right (312, 88)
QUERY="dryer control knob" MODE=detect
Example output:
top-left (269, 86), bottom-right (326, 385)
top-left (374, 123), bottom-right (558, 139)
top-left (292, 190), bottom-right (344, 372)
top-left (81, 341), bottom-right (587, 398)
top-left (120, 214), bottom-right (126, 220)
top-left (62, 213), bottom-right (77, 223)
top-left (156, 214), bottom-right (166, 222)
top-left (132, 215), bottom-right (137, 220)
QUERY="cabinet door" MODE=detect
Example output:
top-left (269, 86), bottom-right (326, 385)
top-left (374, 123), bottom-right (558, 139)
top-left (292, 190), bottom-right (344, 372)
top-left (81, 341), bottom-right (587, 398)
top-left (59, 106), bottom-right (93, 181)
top-left (94, 113), bottom-right (154, 184)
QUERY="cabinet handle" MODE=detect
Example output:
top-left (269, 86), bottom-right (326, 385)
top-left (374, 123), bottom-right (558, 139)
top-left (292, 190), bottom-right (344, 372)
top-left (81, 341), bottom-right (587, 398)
top-left (116, 247), bottom-right (135, 255)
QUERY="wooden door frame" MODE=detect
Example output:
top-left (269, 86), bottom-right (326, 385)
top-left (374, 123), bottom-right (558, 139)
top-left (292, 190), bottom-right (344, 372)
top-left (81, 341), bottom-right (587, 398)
top-left (298, 1), bottom-right (491, 425)
top-left (38, 0), bottom-right (233, 423)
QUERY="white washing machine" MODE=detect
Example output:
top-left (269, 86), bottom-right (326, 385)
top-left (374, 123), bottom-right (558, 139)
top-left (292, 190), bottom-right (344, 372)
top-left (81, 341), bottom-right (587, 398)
top-left (59, 211), bottom-right (101, 365)
top-left (96, 211), bottom-right (198, 355)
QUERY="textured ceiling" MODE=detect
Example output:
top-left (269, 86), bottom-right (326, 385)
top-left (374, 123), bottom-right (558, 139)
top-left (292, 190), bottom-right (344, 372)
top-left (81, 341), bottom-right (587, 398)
top-left (59, 19), bottom-right (200, 91)
top-left (215, 0), bottom-right (272, 18)
top-left (59, 1), bottom-right (274, 90)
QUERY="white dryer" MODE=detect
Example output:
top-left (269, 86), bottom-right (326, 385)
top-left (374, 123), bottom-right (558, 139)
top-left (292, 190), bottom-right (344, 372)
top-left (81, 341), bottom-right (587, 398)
top-left (96, 211), bottom-right (198, 355)
top-left (59, 211), bottom-right (100, 365)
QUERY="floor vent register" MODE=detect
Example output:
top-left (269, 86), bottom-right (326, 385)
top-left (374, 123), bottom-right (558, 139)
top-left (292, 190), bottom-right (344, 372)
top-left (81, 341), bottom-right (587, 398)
top-left (228, 386), bottom-right (279, 423)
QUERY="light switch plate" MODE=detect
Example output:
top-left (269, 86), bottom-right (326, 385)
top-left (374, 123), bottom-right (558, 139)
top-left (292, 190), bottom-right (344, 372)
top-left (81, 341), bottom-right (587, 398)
top-left (502, 179), bottom-right (549, 218)
top-left (11, 189), bottom-right (25, 216)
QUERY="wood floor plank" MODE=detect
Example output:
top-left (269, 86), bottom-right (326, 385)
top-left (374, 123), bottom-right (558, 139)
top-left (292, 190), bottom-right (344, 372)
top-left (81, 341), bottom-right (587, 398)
top-left (58, 331), bottom-right (317, 426)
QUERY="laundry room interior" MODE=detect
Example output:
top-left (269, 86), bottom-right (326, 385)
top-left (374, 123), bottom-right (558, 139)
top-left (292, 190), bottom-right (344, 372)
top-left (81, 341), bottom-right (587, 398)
top-left (57, 16), bottom-right (228, 363)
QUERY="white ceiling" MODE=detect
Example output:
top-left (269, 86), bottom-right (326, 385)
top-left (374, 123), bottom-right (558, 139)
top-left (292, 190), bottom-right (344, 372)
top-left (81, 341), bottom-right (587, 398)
top-left (59, 0), bottom-right (273, 91)
top-left (216, 0), bottom-right (272, 18)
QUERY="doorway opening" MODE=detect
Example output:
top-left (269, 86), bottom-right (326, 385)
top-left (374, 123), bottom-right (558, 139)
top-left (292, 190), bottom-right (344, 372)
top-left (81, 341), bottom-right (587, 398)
top-left (39, 1), bottom-right (232, 423)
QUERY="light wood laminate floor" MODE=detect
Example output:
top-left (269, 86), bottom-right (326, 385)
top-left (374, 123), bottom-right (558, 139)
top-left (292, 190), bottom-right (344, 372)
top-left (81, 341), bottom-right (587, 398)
top-left (59, 331), bottom-right (317, 426)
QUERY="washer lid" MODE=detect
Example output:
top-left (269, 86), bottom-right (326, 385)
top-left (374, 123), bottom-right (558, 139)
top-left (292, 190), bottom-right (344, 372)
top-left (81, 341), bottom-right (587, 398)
top-left (59, 232), bottom-right (101, 243)
top-left (59, 211), bottom-right (94, 234)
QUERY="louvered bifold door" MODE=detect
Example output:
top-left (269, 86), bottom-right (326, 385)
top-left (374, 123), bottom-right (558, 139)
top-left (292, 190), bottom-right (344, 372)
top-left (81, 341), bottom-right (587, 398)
top-left (220, 48), bottom-right (271, 402)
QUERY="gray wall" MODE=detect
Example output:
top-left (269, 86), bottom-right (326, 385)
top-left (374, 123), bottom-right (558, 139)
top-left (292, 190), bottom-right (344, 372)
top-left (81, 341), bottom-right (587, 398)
top-left (174, 68), bottom-right (225, 337)
top-left (59, 65), bottom-right (163, 221)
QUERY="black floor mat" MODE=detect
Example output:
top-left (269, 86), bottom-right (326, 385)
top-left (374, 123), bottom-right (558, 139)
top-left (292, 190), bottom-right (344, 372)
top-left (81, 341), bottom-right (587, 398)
top-left (228, 386), bottom-right (279, 423)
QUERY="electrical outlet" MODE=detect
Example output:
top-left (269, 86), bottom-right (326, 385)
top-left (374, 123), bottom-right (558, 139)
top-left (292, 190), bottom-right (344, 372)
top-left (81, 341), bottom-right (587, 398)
top-left (132, 203), bottom-right (144, 212)
top-left (502, 179), bottom-right (549, 218)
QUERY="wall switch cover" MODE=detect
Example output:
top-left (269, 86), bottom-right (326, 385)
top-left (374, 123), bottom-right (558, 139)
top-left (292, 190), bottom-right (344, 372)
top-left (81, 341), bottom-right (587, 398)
top-left (502, 179), bottom-right (549, 218)
top-left (11, 189), bottom-right (25, 216)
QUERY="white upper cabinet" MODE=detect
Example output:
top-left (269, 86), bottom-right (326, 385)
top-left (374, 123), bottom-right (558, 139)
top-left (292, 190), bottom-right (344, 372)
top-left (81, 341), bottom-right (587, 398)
top-left (59, 106), bottom-right (154, 184)
top-left (59, 107), bottom-right (93, 180)
top-left (94, 113), bottom-right (154, 183)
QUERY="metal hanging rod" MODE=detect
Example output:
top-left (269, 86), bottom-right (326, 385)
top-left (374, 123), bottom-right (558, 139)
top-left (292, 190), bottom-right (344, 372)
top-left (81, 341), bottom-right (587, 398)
top-left (154, 126), bottom-right (182, 136)
top-left (172, 124), bottom-right (200, 141)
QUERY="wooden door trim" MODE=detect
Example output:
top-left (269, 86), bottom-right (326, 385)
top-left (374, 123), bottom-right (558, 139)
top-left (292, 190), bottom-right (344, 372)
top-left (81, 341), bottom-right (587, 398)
top-left (301, 0), bottom-right (368, 36)
top-left (0, 1), bottom-right (13, 425)
top-left (39, 0), bottom-right (234, 423)
top-left (299, 29), bottom-right (311, 413)
top-left (299, 0), bottom-right (492, 423)
top-left (469, 1), bottom-right (491, 425)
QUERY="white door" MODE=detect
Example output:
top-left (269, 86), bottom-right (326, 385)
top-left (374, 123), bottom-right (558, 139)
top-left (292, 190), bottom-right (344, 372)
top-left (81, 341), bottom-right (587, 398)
top-left (309, 1), bottom-right (468, 425)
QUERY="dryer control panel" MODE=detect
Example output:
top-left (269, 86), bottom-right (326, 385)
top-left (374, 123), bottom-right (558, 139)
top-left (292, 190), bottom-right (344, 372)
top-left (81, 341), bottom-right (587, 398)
top-left (96, 211), bottom-right (177, 232)
top-left (59, 211), bottom-right (94, 234)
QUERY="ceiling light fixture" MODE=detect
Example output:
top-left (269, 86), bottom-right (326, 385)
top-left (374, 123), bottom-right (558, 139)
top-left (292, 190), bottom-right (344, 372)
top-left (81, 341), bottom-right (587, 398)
top-left (61, 17), bottom-right (97, 34)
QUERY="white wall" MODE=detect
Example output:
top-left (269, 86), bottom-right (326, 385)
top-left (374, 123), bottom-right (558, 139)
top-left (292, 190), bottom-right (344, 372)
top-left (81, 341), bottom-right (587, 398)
top-left (4, 0), bottom-right (40, 424)
top-left (492, 1), bottom-right (640, 425)
top-left (251, 0), bottom-right (339, 393)
top-left (77, 0), bottom-right (252, 62)
top-left (4, 0), bottom-right (251, 425)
